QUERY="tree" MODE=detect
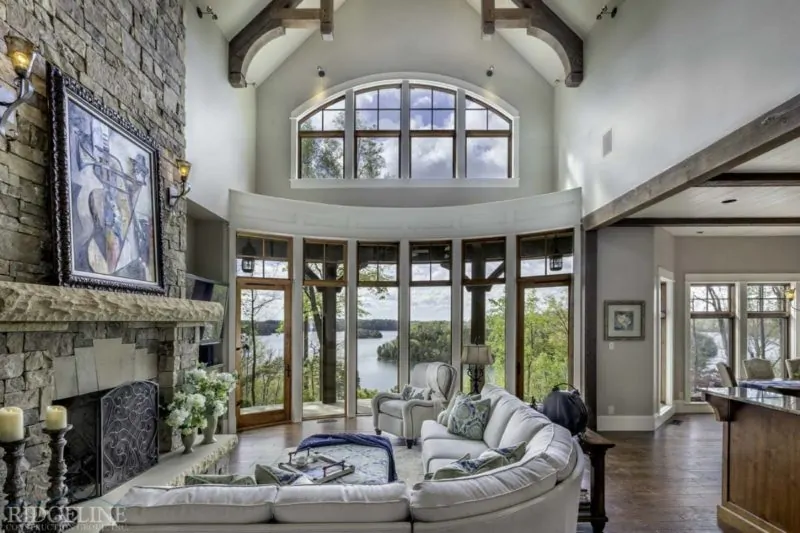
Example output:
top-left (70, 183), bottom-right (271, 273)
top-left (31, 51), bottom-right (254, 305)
top-left (376, 321), bottom-right (450, 364)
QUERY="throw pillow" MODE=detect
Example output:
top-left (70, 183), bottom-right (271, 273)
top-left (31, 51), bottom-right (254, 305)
top-left (447, 394), bottom-right (491, 440)
top-left (401, 384), bottom-right (432, 401)
top-left (438, 392), bottom-right (480, 427)
top-left (184, 474), bottom-right (256, 486)
top-left (255, 464), bottom-right (313, 486)
top-left (431, 452), bottom-right (506, 480)
top-left (476, 441), bottom-right (527, 465)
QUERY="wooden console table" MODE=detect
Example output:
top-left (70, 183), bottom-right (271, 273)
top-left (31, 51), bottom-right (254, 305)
top-left (578, 429), bottom-right (615, 532)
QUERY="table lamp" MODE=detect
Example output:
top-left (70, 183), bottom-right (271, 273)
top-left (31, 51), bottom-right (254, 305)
top-left (462, 344), bottom-right (493, 394)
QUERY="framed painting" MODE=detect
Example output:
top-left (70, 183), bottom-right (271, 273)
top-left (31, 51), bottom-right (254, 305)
top-left (48, 65), bottom-right (165, 294)
top-left (604, 300), bottom-right (645, 340)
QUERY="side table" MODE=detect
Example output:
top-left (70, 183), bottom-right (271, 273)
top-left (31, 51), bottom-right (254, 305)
top-left (578, 429), bottom-right (615, 532)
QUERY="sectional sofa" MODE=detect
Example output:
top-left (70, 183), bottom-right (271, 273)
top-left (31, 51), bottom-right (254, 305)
top-left (107, 384), bottom-right (583, 533)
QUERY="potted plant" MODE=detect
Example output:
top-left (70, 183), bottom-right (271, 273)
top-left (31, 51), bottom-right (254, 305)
top-left (184, 367), bottom-right (237, 445)
top-left (165, 391), bottom-right (208, 454)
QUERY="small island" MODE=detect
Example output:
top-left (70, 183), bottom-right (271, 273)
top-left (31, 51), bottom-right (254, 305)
top-left (357, 329), bottom-right (383, 339)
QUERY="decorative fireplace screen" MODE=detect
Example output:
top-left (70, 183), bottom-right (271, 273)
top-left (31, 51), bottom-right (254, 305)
top-left (57, 380), bottom-right (159, 503)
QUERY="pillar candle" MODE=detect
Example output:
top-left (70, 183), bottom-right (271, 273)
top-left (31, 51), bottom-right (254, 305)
top-left (45, 406), bottom-right (68, 431)
top-left (0, 407), bottom-right (24, 442)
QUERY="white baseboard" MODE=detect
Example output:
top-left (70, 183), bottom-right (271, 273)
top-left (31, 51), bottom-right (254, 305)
top-left (675, 401), bottom-right (713, 414)
top-left (597, 415), bottom-right (655, 432)
top-left (654, 405), bottom-right (676, 430)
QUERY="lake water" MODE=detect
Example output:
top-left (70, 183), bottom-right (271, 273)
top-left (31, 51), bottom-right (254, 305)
top-left (258, 331), bottom-right (399, 391)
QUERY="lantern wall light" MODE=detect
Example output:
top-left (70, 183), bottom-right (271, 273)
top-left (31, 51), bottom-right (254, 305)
top-left (0, 35), bottom-right (39, 140)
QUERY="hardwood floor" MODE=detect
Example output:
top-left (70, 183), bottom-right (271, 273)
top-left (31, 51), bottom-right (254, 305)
top-left (231, 414), bottom-right (724, 533)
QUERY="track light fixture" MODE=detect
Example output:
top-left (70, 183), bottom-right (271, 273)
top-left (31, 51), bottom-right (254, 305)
top-left (196, 6), bottom-right (218, 20)
top-left (596, 5), bottom-right (618, 20)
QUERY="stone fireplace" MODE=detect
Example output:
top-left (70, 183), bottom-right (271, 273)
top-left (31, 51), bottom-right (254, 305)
top-left (0, 281), bottom-right (222, 502)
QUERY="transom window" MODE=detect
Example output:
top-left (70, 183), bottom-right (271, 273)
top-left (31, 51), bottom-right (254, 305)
top-left (294, 79), bottom-right (516, 182)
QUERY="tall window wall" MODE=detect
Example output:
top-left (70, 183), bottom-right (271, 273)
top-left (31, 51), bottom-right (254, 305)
top-left (688, 284), bottom-right (733, 401)
top-left (302, 240), bottom-right (347, 418)
top-left (409, 242), bottom-right (453, 379)
top-left (746, 284), bottom-right (790, 377)
top-left (462, 238), bottom-right (506, 391)
top-left (356, 243), bottom-right (400, 415)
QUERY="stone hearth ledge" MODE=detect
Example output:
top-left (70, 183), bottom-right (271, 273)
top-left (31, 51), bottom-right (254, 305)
top-left (0, 282), bottom-right (223, 332)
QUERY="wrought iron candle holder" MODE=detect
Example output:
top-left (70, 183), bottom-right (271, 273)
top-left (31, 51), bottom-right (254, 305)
top-left (1, 437), bottom-right (31, 533)
top-left (41, 425), bottom-right (73, 532)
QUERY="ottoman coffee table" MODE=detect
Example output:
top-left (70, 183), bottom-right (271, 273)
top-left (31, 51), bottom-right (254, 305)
top-left (283, 433), bottom-right (396, 485)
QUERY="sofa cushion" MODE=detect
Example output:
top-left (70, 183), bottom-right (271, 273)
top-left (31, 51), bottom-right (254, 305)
top-left (430, 452), bottom-right (507, 480)
top-left (118, 485), bottom-right (277, 525)
top-left (420, 420), bottom-right (471, 444)
top-left (526, 423), bottom-right (578, 482)
top-left (273, 482), bottom-right (410, 523)
top-left (477, 441), bottom-right (527, 465)
top-left (422, 438), bottom-right (489, 473)
top-left (184, 474), bottom-right (255, 486)
top-left (410, 455), bottom-right (558, 522)
top-left (498, 406), bottom-right (550, 449)
top-left (255, 464), bottom-right (312, 486)
top-left (482, 392), bottom-right (524, 448)
top-left (447, 394), bottom-right (491, 440)
top-left (379, 399), bottom-right (405, 418)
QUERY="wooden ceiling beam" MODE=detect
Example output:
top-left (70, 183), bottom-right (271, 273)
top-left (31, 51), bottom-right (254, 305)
top-left (482, 0), bottom-right (583, 86)
top-left (613, 217), bottom-right (800, 227)
top-left (582, 92), bottom-right (800, 230)
top-left (229, 0), bottom-right (333, 88)
top-left (698, 172), bottom-right (800, 187)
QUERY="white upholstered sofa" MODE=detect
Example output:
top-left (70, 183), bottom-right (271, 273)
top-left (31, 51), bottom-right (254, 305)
top-left (372, 362), bottom-right (458, 448)
top-left (106, 384), bottom-right (583, 533)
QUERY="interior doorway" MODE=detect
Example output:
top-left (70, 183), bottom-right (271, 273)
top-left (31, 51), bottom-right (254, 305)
top-left (235, 281), bottom-right (292, 429)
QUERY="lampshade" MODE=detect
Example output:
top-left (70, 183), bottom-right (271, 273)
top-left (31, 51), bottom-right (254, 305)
top-left (462, 344), bottom-right (493, 366)
top-left (5, 35), bottom-right (37, 78)
top-left (176, 159), bottom-right (192, 183)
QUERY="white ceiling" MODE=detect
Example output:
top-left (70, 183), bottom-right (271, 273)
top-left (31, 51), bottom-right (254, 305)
top-left (631, 186), bottom-right (800, 218)
top-left (663, 226), bottom-right (800, 237)
top-left (733, 137), bottom-right (800, 172)
top-left (193, 0), bottom-right (605, 85)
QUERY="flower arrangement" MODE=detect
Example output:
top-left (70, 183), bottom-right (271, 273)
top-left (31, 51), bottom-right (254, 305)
top-left (183, 367), bottom-right (237, 418)
top-left (165, 392), bottom-right (208, 436)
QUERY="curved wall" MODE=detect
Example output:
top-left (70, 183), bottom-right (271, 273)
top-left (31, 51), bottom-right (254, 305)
top-left (229, 188), bottom-right (581, 240)
top-left (255, 0), bottom-right (555, 208)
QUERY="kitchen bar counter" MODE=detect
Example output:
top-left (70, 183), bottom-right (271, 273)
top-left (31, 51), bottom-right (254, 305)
top-left (702, 387), bottom-right (800, 533)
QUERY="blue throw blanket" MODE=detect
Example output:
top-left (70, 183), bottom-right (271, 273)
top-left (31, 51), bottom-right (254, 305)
top-left (297, 433), bottom-right (397, 482)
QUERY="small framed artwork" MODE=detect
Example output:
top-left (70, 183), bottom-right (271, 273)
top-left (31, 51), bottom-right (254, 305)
top-left (48, 65), bottom-right (165, 294)
top-left (604, 301), bottom-right (645, 340)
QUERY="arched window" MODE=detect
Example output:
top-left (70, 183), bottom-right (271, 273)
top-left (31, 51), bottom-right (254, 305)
top-left (292, 77), bottom-right (517, 184)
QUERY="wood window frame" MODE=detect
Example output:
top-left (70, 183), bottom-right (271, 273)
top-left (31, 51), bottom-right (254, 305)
top-left (354, 86), bottom-right (401, 179)
top-left (235, 232), bottom-right (293, 281)
top-left (745, 283), bottom-right (791, 377)
top-left (464, 96), bottom-right (512, 179)
top-left (517, 230), bottom-right (575, 279)
top-left (298, 96), bottom-right (346, 180)
top-left (303, 238), bottom-right (348, 286)
top-left (409, 240), bottom-right (453, 287)
top-left (410, 85), bottom-right (456, 179)
top-left (462, 237), bottom-right (506, 286)
top-left (357, 241), bottom-right (400, 288)
top-left (687, 283), bottom-right (736, 399)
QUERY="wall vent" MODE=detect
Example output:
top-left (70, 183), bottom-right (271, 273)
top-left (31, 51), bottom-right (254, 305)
top-left (602, 129), bottom-right (613, 157)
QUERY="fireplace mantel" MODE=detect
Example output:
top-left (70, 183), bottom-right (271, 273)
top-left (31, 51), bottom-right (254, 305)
top-left (0, 282), bottom-right (223, 332)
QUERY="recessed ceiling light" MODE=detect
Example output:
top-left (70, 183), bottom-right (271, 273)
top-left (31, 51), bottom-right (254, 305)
top-left (721, 198), bottom-right (737, 204)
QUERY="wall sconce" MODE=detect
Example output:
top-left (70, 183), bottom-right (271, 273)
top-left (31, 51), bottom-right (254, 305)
top-left (0, 35), bottom-right (39, 139)
top-left (167, 159), bottom-right (192, 210)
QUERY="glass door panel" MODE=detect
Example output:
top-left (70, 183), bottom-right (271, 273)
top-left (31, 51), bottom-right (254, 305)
top-left (516, 281), bottom-right (571, 404)
top-left (236, 282), bottom-right (291, 429)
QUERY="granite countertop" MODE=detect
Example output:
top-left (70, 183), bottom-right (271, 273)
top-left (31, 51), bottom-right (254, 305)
top-left (701, 387), bottom-right (800, 416)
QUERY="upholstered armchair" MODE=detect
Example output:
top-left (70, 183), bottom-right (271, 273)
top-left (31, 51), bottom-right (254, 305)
top-left (743, 358), bottom-right (775, 380)
top-left (372, 362), bottom-right (458, 448)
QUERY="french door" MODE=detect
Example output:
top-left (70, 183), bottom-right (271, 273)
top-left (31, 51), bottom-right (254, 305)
top-left (516, 276), bottom-right (572, 404)
top-left (236, 280), bottom-right (292, 429)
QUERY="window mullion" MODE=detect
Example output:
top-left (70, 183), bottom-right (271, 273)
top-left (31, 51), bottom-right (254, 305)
top-left (456, 89), bottom-right (466, 179)
top-left (400, 81), bottom-right (410, 179)
top-left (344, 89), bottom-right (355, 179)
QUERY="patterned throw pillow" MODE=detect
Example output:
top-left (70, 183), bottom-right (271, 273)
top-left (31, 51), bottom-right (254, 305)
top-left (184, 474), bottom-right (256, 486)
top-left (255, 464), bottom-right (313, 486)
top-left (447, 394), bottom-right (491, 440)
top-left (401, 385), bottom-right (432, 401)
top-left (437, 393), bottom-right (480, 426)
top-left (476, 442), bottom-right (527, 465)
top-left (431, 452), bottom-right (507, 480)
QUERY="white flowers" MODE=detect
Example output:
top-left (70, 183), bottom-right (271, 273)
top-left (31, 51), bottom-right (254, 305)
top-left (166, 366), bottom-right (238, 435)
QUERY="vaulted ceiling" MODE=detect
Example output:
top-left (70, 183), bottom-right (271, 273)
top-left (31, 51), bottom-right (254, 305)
top-left (193, 0), bottom-right (609, 86)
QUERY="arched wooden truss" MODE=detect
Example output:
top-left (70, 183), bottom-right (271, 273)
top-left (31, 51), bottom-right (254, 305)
top-left (228, 0), bottom-right (583, 88)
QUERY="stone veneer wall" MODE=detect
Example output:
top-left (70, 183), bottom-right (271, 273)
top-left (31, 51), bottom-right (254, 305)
top-left (0, 0), bottom-right (191, 501)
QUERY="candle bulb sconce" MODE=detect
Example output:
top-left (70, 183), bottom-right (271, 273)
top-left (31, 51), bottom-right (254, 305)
top-left (167, 159), bottom-right (192, 211)
top-left (0, 35), bottom-right (40, 140)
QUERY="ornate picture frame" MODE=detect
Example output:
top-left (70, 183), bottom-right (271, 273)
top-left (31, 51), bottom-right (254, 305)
top-left (604, 300), bottom-right (645, 340)
top-left (48, 64), bottom-right (165, 294)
